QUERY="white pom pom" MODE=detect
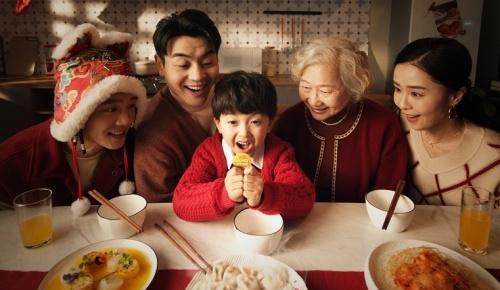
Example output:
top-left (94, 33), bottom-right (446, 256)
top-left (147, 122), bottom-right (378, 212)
top-left (71, 196), bottom-right (91, 217)
top-left (119, 180), bottom-right (135, 195)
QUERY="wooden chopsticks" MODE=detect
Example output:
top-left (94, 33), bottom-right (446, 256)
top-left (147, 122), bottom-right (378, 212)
top-left (88, 189), bottom-right (143, 233)
top-left (155, 220), bottom-right (211, 273)
top-left (382, 180), bottom-right (406, 230)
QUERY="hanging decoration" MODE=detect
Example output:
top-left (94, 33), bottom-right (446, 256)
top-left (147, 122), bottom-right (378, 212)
top-left (428, 0), bottom-right (466, 38)
top-left (15, 0), bottom-right (32, 15)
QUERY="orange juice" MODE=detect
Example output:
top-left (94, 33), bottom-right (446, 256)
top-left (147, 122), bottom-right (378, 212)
top-left (19, 214), bottom-right (52, 248)
top-left (459, 208), bottom-right (490, 251)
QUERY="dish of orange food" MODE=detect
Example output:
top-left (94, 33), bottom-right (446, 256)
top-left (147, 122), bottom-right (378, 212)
top-left (364, 239), bottom-right (498, 290)
top-left (38, 239), bottom-right (157, 290)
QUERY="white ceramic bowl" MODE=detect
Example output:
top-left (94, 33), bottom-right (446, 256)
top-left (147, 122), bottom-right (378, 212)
top-left (365, 189), bottom-right (415, 233)
top-left (233, 208), bottom-right (284, 255)
top-left (97, 194), bottom-right (147, 238)
top-left (133, 60), bottom-right (158, 76)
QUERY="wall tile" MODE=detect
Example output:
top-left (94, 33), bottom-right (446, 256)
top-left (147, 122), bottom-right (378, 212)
top-left (0, 0), bottom-right (370, 74)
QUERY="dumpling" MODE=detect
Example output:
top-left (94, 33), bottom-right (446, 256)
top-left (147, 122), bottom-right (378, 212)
top-left (61, 267), bottom-right (93, 290)
top-left (117, 257), bottom-right (140, 279)
top-left (80, 251), bottom-right (107, 272)
top-left (235, 273), bottom-right (261, 290)
top-left (221, 265), bottom-right (240, 288)
top-left (97, 273), bottom-right (124, 290)
top-left (261, 266), bottom-right (289, 290)
top-left (105, 249), bottom-right (125, 272)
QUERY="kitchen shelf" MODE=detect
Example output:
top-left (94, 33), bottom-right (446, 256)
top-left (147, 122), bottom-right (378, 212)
top-left (0, 75), bottom-right (55, 89)
top-left (267, 74), bottom-right (296, 86)
top-left (0, 74), bottom-right (297, 89)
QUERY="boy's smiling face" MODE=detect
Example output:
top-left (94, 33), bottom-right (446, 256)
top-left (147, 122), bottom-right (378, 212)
top-left (214, 112), bottom-right (270, 157)
top-left (83, 93), bottom-right (138, 154)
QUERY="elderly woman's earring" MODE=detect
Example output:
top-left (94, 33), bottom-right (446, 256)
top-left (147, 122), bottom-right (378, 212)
top-left (130, 122), bottom-right (135, 128)
top-left (448, 106), bottom-right (458, 119)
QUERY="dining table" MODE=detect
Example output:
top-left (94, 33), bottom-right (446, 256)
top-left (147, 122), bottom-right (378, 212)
top-left (0, 202), bottom-right (499, 290)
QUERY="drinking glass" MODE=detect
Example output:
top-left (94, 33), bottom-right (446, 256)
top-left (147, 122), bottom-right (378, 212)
top-left (458, 186), bottom-right (494, 255)
top-left (42, 44), bottom-right (56, 75)
top-left (13, 188), bottom-right (53, 248)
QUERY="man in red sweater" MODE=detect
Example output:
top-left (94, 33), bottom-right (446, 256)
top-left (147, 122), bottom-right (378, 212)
top-left (173, 71), bottom-right (315, 221)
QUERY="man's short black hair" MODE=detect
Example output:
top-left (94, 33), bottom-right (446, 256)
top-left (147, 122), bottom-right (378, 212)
top-left (153, 9), bottom-right (221, 60)
top-left (212, 71), bottom-right (277, 120)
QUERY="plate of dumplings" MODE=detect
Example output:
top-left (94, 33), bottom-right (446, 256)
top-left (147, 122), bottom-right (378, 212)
top-left (186, 255), bottom-right (307, 290)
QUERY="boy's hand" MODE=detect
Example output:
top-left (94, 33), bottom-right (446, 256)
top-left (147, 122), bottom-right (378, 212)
top-left (225, 166), bottom-right (244, 202)
top-left (243, 166), bottom-right (263, 207)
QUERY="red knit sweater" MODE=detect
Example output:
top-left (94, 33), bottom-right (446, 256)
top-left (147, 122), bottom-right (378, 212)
top-left (273, 99), bottom-right (408, 202)
top-left (173, 134), bottom-right (315, 221)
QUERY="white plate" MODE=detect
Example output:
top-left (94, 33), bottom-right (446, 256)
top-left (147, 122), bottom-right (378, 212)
top-left (364, 239), bottom-right (499, 290)
top-left (186, 255), bottom-right (307, 290)
top-left (38, 239), bottom-right (157, 290)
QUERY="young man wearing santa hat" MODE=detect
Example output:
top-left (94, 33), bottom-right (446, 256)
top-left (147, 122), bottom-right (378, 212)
top-left (134, 9), bottom-right (221, 202)
top-left (0, 23), bottom-right (147, 216)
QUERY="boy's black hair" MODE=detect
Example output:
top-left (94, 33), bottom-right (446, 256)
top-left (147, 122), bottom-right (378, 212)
top-left (212, 71), bottom-right (277, 120)
top-left (153, 9), bottom-right (221, 61)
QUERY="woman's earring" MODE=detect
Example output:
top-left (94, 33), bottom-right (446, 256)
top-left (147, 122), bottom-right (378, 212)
top-left (130, 122), bottom-right (135, 128)
top-left (448, 106), bottom-right (458, 119)
top-left (78, 130), bottom-right (86, 155)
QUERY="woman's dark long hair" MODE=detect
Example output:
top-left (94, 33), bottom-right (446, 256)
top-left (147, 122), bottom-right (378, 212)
top-left (394, 38), bottom-right (496, 131)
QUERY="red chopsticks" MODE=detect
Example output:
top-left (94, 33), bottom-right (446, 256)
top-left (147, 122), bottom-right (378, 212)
top-left (155, 220), bottom-right (211, 273)
top-left (89, 189), bottom-right (143, 233)
top-left (382, 180), bottom-right (406, 230)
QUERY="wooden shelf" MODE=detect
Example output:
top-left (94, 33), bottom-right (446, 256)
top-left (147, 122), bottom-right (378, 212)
top-left (267, 74), bottom-right (296, 86)
top-left (0, 74), bottom-right (296, 89)
top-left (0, 75), bottom-right (55, 89)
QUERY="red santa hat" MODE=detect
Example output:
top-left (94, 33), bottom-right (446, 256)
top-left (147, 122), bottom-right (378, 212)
top-left (50, 23), bottom-right (147, 141)
top-left (49, 23), bottom-right (147, 216)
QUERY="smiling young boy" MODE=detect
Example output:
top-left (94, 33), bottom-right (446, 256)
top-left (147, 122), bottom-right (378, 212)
top-left (173, 71), bottom-right (315, 221)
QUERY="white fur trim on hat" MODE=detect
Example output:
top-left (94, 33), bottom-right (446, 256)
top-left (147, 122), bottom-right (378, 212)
top-left (95, 31), bottom-right (133, 49)
top-left (71, 196), bottom-right (91, 217)
top-left (50, 75), bottom-right (148, 142)
top-left (52, 24), bottom-right (134, 60)
top-left (119, 180), bottom-right (135, 195)
top-left (52, 23), bottom-right (99, 60)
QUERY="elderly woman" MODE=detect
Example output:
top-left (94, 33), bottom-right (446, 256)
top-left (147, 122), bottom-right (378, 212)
top-left (272, 37), bottom-right (408, 202)
top-left (393, 37), bottom-right (499, 206)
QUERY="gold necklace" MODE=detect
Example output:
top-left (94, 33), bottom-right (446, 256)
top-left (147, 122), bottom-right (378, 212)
top-left (320, 105), bottom-right (350, 126)
top-left (421, 124), bottom-right (464, 158)
top-left (422, 124), bottom-right (464, 147)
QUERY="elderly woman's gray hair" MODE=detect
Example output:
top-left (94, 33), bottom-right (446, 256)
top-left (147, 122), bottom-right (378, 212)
top-left (291, 37), bottom-right (372, 102)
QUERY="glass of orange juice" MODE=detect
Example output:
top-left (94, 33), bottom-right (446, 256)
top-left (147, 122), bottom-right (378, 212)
top-left (458, 186), bottom-right (494, 255)
top-left (13, 188), bottom-right (53, 248)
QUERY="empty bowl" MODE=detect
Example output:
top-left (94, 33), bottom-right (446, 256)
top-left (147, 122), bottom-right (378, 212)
top-left (133, 60), bottom-right (158, 76)
top-left (97, 194), bottom-right (147, 238)
top-left (365, 189), bottom-right (415, 233)
top-left (233, 208), bottom-right (283, 255)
